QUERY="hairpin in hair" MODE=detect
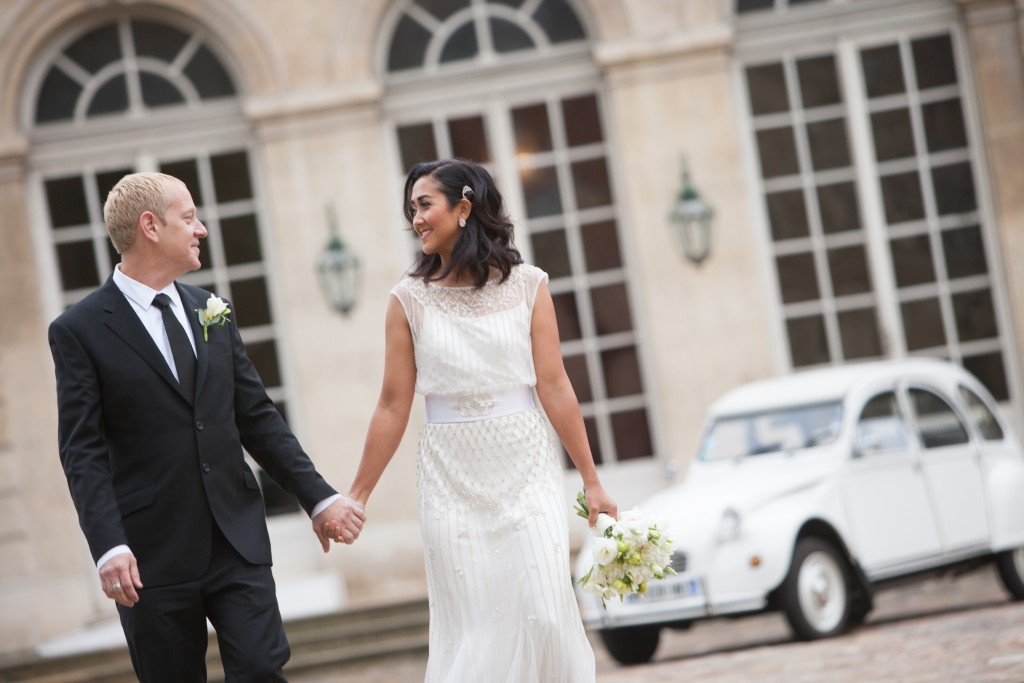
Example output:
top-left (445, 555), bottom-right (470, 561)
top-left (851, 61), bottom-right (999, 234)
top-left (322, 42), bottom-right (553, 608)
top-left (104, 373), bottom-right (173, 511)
top-left (461, 185), bottom-right (473, 200)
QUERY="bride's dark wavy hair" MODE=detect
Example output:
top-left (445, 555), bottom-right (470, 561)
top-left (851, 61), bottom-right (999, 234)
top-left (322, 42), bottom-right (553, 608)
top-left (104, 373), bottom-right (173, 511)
top-left (403, 158), bottom-right (522, 287)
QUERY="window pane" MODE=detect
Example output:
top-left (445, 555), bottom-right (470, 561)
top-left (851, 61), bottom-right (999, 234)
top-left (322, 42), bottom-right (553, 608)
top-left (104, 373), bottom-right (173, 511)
top-left (66, 23), bottom-right (121, 73)
top-left (222, 214), bottom-right (263, 265)
top-left (737, 0), bottom-right (775, 12)
top-left (958, 385), bottom-right (1004, 440)
top-left (806, 119), bottom-right (850, 170)
top-left (776, 252), bottom-right (819, 303)
top-left (530, 229), bottom-right (572, 279)
top-left (583, 416), bottom-right (603, 465)
top-left (140, 72), bottom-right (185, 108)
top-left (871, 108), bottom-right (915, 161)
top-left (611, 409), bottom-right (653, 460)
top-left (890, 235), bottom-right (935, 287)
top-left (880, 172), bottom-right (925, 224)
top-left (45, 176), bottom-right (89, 228)
top-left (562, 95), bottom-right (603, 148)
top-left (828, 245), bottom-right (871, 296)
top-left (36, 67), bottom-right (82, 123)
top-left (571, 158), bottom-right (612, 209)
top-left (246, 339), bottom-right (281, 388)
top-left (908, 388), bottom-right (968, 448)
top-left (521, 166), bottom-right (561, 217)
top-left (861, 44), bottom-right (905, 98)
top-left (901, 298), bottom-right (945, 350)
top-left (581, 220), bottom-right (622, 272)
top-left (491, 18), bottom-right (533, 52)
top-left (564, 354), bottom-right (592, 402)
top-left (397, 123), bottom-right (438, 171)
top-left (195, 234), bottom-right (215, 271)
top-left (448, 116), bottom-right (490, 163)
top-left (388, 15), bottom-right (432, 71)
top-left (766, 189), bottom-right (809, 240)
top-left (942, 226), bottom-right (987, 279)
top-left (159, 159), bottom-right (203, 205)
top-left (211, 151), bottom-right (253, 203)
top-left (756, 127), bottom-right (800, 178)
top-left (441, 22), bottom-right (479, 63)
top-left (922, 98), bottom-right (967, 152)
top-left (96, 167), bottom-right (134, 215)
top-left (512, 104), bottom-right (553, 154)
top-left (932, 162), bottom-right (976, 215)
top-left (797, 55), bottom-right (841, 108)
top-left (183, 45), bottom-right (236, 99)
top-left (838, 308), bottom-right (882, 359)
top-left (817, 182), bottom-right (860, 234)
top-left (746, 63), bottom-right (789, 115)
top-left (952, 288), bottom-right (998, 342)
top-left (912, 34), bottom-right (957, 90)
top-left (963, 351), bottom-right (1009, 401)
top-left (420, 0), bottom-right (469, 21)
top-left (590, 283), bottom-right (633, 335)
top-left (231, 277), bottom-right (272, 327)
top-left (856, 392), bottom-right (912, 453)
top-left (551, 291), bottom-right (581, 341)
top-left (87, 75), bottom-right (129, 117)
top-left (131, 20), bottom-right (189, 61)
top-left (787, 315), bottom-right (829, 367)
top-left (532, 0), bottom-right (586, 43)
top-left (601, 346), bottom-right (643, 398)
top-left (57, 241), bottom-right (100, 290)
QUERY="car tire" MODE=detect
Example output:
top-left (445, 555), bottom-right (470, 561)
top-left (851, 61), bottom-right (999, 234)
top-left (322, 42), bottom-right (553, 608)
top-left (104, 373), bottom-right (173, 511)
top-left (598, 624), bottom-right (661, 665)
top-left (996, 546), bottom-right (1024, 600)
top-left (780, 537), bottom-right (851, 640)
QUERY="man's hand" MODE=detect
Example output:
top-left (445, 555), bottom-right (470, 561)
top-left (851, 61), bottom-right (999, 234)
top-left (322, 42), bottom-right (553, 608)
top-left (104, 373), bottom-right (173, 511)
top-left (312, 497), bottom-right (366, 552)
top-left (99, 553), bottom-right (143, 607)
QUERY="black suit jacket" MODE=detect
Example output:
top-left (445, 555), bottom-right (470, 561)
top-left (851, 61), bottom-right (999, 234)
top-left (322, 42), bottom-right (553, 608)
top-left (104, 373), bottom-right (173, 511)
top-left (49, 277), bottom-right (337, 587)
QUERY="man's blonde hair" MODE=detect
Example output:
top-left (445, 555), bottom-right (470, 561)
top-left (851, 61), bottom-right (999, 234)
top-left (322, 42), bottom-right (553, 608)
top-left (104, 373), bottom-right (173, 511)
top-left (103, 172), bottom-right (183, 254)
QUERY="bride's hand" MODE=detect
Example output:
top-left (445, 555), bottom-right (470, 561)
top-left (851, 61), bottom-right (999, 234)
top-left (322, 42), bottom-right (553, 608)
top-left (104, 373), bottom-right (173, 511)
top-left (585, 485), bottom-right (617, 527)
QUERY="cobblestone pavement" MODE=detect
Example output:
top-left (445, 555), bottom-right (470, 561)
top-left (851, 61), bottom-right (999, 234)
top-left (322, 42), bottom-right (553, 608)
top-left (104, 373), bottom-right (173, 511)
top-left (290, 565), bottom-right (1024, 682)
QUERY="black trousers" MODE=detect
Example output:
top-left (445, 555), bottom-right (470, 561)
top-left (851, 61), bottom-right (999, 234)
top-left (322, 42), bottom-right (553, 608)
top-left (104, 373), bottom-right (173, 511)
top-left (117, 524), bottom-right (290, 682)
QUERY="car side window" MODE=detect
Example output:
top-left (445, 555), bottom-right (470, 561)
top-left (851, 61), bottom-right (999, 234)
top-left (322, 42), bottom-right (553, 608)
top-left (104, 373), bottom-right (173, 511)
top-left (855, 392), bottom-right (912, 454)
top-left (907, 388), bottom-right (970, 448)
top-left (958, 385), bottom-right (1004, 441)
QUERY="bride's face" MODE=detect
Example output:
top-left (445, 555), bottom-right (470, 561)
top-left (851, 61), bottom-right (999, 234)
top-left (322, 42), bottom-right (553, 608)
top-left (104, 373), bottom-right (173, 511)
top-left (409, 176), bottom-right (464, 258)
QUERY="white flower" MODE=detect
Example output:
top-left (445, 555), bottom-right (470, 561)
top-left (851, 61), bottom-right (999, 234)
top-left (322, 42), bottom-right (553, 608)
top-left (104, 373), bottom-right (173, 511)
top-left (195, 295), bottom-right (232, 342)
top-left (593, 537), bottom-right (618, 566)
top-left (595, 513), bottom-right (616, 535)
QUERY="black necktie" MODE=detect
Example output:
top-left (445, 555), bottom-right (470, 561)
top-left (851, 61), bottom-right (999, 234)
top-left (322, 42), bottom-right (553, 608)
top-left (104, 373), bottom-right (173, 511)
top-left (152, 293), bottom-right (196, 399)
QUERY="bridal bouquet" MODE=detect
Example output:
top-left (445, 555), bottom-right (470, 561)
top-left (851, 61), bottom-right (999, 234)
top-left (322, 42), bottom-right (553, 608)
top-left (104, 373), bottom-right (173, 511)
top-left (574, 491), bottom-right (676, 607)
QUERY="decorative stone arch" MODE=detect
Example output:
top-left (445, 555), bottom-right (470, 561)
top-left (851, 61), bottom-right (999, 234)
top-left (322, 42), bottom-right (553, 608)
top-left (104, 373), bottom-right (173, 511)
top-left (0, 0), bottom-right (284, 146)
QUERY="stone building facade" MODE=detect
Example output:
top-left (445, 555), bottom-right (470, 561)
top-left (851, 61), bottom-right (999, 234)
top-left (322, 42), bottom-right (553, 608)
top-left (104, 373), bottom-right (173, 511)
top-left (0, 0), bottom-right (1021, 654)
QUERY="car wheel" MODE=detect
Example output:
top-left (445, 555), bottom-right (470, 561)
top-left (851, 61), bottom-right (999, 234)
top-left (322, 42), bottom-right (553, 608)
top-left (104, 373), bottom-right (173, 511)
top-left (598, 624), bottom-right (661, 665)
top-left (996, 546), bottom-right (1024, 600)
top-left (780, 537), bottom-right (851, 640)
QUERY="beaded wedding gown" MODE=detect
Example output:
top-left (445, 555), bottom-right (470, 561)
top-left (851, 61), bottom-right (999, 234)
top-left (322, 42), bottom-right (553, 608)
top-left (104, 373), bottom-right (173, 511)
top-left (391, 264), bottom-right (595, 683)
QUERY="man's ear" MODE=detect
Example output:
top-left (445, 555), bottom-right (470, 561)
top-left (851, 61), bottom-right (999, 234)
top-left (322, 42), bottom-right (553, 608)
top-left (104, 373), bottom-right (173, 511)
top-left (138, 211), bottom-right (160, 244)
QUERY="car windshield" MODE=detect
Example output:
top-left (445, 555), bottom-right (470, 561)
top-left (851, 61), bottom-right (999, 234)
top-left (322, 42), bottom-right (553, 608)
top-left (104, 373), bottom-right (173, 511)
top-left (699, 402), bottom-right (844, 462)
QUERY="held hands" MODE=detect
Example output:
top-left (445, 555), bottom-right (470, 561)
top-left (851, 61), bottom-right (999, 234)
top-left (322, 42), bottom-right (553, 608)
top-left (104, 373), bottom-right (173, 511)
top-left (312, 496), bottom-right (366, 552)
top-left (99, 553), bottom-right (143, 607)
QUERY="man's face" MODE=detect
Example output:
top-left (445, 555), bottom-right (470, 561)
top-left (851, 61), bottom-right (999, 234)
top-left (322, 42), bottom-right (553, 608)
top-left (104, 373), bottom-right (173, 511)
top-left (157, 181), bottom-right (207, 274)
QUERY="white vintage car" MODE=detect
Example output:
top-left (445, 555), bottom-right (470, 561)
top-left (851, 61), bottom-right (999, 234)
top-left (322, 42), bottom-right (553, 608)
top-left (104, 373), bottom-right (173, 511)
top-left (575, 358), bottom-right (1024, 665)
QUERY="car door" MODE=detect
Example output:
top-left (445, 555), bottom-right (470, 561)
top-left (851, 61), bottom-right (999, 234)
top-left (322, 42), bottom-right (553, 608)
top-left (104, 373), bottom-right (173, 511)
top-left (841, 390), bottom-right (943, 574)
top-left (905, 385), bottom-right (990, 553)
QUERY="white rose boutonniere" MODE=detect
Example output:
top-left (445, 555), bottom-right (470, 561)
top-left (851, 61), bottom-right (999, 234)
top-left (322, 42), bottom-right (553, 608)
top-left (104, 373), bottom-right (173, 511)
top-left (196, 295), bottom-right (231, 342)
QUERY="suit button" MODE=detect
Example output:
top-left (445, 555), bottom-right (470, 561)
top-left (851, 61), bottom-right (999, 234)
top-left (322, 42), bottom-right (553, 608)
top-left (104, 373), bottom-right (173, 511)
top-left (202, 463), bottom-right (211, 473)
top-left (196, 421), bottom-right (205, 431)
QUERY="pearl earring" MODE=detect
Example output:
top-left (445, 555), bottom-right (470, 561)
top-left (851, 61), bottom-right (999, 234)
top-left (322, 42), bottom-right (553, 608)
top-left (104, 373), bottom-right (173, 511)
top-left (459, 218), bottom-right (466, 227)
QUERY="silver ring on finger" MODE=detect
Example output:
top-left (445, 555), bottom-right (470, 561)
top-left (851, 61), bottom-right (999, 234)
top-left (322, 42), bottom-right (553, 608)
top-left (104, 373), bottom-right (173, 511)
top-left (112, 583), bottom-right (121, 590)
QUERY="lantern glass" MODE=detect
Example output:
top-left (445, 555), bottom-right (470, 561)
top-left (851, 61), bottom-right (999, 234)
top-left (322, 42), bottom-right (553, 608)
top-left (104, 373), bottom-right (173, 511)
top-left (318, 236), bottom-right (361, 315)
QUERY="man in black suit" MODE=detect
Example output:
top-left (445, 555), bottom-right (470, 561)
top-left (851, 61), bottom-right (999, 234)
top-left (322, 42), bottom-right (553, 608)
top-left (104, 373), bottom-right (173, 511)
top-left (48, 172), bottom-right (365, 681)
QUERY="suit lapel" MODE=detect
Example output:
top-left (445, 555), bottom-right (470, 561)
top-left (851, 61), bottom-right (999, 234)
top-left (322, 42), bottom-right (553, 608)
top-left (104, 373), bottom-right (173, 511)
top-left (102, 278), bottom-right (193, 403)
top-left (177, 284), bottom-right (211, 399)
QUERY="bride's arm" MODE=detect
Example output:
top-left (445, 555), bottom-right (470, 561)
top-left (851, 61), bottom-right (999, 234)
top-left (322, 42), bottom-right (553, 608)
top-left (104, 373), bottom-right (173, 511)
top-left (347, 296), bottom-right (416, 508)
top-left (531, 281), bottom-right (617, 525)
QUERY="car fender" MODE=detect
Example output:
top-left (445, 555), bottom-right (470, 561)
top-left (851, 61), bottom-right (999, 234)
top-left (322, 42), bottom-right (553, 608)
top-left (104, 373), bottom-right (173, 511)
top-left (985, 454), bottom-right (1024, 550)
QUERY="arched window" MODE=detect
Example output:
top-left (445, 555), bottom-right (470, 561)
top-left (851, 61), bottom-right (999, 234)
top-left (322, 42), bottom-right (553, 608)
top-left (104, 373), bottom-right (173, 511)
top-left (383, 0), bottom-right (657, 465)
top-left (27, 13), bottom-right (297, 516)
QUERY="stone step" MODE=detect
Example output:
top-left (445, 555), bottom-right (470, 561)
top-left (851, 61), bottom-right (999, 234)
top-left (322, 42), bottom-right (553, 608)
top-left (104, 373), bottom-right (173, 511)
top-left (0, 599), bottom-right (429, 683)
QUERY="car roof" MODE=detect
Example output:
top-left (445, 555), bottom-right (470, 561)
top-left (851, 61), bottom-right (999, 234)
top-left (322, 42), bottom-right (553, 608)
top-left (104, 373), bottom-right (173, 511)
top-left (709, 358), bottom-right (965, 417)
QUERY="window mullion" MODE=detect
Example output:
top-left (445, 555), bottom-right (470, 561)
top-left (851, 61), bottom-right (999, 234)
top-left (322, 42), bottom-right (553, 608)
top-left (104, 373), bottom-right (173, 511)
top-left (118, 18), bottom-right (143, 117)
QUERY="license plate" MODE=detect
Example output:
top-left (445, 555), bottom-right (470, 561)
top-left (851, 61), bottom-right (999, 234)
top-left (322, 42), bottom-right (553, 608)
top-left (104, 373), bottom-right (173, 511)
top-left (625, 577), bottom-right (703, 603)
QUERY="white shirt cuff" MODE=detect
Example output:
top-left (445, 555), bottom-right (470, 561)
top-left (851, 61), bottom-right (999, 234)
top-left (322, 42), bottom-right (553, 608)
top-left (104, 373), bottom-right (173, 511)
top-left (96, 545), bottom-right (132, 570)
top-left (311, 494), bottom-right (343, 519)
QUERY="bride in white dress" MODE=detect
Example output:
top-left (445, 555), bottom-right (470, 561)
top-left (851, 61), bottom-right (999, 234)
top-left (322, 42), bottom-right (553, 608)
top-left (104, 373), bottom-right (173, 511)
top-left (338, 158), bottom-right (617, 682)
